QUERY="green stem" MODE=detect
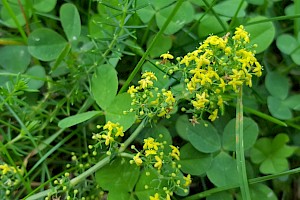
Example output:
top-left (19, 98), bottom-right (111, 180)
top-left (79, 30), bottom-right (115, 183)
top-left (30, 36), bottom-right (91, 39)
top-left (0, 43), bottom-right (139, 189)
top-left (118, 0), bottom-right (185, 94)
top-left (182, 166), bottom-right (300, 200)
top-left (236, 86), bottom-right (251, 200)
top-left (25, 118), bottom-right (147, 199)
top-left (119, 118), bottom-right (147, 152)
top-left (1, 0), bottom-right (28, 43)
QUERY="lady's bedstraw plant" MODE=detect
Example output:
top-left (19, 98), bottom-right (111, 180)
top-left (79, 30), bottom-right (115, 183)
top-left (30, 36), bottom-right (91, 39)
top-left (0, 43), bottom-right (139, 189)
top-left (126, 25), bottom-right (262, 199)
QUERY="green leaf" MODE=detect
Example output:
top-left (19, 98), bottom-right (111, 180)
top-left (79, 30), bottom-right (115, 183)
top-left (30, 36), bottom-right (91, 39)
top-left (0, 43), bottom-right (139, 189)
top-left (214, 0), bottom-right (247, 18)
top-left (28, 28), bottom-right (67, 61)
top-left (250, 184), bottom-right (277, 200)
top-left (245, 16), bottom-right (275, 53)
top-left (135, 168), bottom-right (166, 199)
top-left (88, 14), bottom-right (114, 39)
top-left (106, 93), bottom-right (136, 131)
top-left (1, 2), bottom-right (31, 28)
top-left (187, 120), bottom-right (221, 153)
top-left (147, 34), bottom-right (172, 58)
top-left (250, 133), bottom-right (295, 174)
top-left (179, 143), bottom-right (212, 176)
top-left (33, 0), bottom-right (57, 13)
top-left (60, 3), bottom-right (81, 41)
top-left (91, 64), bottom-right (118, 110)
top-left (58, 111), bottom-right (102, 128)
top-left (26, 65), bottom-right (46, 90)
top-left (222, 117), bottom-right (259, 151)
top-left (136, 0), bottom-right (176, 23)
top-left (156, 1), bottom-right (194, 35)
top-left (175, 115), bottom-right (190, 141)
top-left (139, 124), bottom-right (172, 145)
top-left (291, 48), bottom-right (300, 65)
top-left (206, 191), bottom-right (233, 200)
top-left (267, 96), bottom-right (292, 120)
top-left (95, 157), bottom-right (140, 192)
top-left (207, 152), bottom-right (239, 187)
top-left (198, 14), bottom-right (228, 38)
top-left (265, 71), bottom-right (289, 100)
top-left (276, 34), bottom-right (298, 55)
top-left (0, 46), bottom-right (31, 73)
top-left (284, 95), bottom-right (300, 111)
top-left (107, 191), bottom-right (131, 200)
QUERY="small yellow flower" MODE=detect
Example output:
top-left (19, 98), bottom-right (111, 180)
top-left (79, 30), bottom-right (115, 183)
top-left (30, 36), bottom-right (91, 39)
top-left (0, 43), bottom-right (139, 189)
top-left (143, 137), bottom-right (160, 150)
top-left (170, 145), bottom-right (180, 160)
top-left (138, 78), bottom-right (154, 89)
top-left (142, 71), bottom-right (157, 81)
top-left (102, 132), bottom-right (114, 146)
top-left (163, 91), bottom-right (175, 105)
top-left (192, 92), bottom-right (209, 110)
top-left (149, 193), bottom-right (160, 200)
top-left (160, 52), bottom-right (174, 60)
top-left (127, 86), bottom-right (138, 95)
top-left (183, 174), bottom-right (192, 187)
top-left (133, 152), bottom-right (143, 166)
top-left (154, 156), bottom-right (163, 170)
top-left (115, 126), bottom-right (124, 137)
top-left (0, 164), bottom-right (11, 175)
top-left (103, 121), bottom-right (118, 132)
top-left (208, 109), bottom-right (218, 121)
top-left (145, 149), bottom-right (157, 157)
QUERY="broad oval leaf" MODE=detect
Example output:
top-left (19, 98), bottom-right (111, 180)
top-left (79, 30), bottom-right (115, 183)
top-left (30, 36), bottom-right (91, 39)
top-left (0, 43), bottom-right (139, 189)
top-left (179, 143), bottom-right (212, 176)
top-left (222, 117), bottom-right (259, 151)
top-left (33, 0), bottom-right (57, 13)
top-left (187, 120), bottom-right (221, 153)
top-left (245, 16), bottom-right (275, 53)
top-left (250, 184), bottom-right (277, 200)
top-left (95, 157), bottom-right (140, 192)
top-left (28, 28), bottom-right (67, 61)
top-left (60, 3), bottom-right (81, 41)
top-left (91, 64), bottom-right (118, 110)
top-left (1, 3), bottom-right (31, 28)
top-left (291, 48), bottom-right (300, 65)
top-left (267, 96), bottom-right (292, 120)
top-left (26, 65), bottom-right (46, 90)
top-left (265, 71), bottom-right (289, 100)
top-left (284, 95), bottom-right (300, 111)
top-left (214, 0), bottom-right (247, 18)
top-left (0, 46), bottom-right (31, 73)
top-left (58, 111), bottom-right (102, 128)
top-left (147, 34), bottom-right (172, 58)
top-left (198, 14), bottom-right (228, 38)
top-left (207, 152), bottom-right (239, 187)
top-left (276, 34), bottom-right (298, 55)
top-left (106, 93), bottom-right (136, 131)
top-left (175, 115), bottom-right (190, 141)
top-left (156, 1), bottom-right (195, 35)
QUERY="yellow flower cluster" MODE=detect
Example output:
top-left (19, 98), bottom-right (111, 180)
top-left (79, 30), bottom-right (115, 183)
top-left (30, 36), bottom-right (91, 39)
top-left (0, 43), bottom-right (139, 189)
top-left (128, 71), bottom-right (176, 119)
top-left (160, 25), bottom-right (262, 122)
top-left (0, 163), bottom-right (21, 196)
top-left (130, 136), bottom-right (191, 200)
top-left (92, 121), bottom-right (124, 147)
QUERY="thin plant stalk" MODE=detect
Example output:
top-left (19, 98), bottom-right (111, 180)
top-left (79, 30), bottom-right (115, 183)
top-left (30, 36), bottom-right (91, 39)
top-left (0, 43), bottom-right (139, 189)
top-left (25, 118), bottom-right (147, 200)
top-left (118, 0), bottom-right (185, 94)
top-left (236, 86), bottom-right (251, 200)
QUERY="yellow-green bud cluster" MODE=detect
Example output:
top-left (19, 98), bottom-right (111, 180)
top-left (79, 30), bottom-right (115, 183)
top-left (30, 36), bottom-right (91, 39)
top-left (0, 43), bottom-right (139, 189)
top-left (127, 71), bottom-right (176, 120)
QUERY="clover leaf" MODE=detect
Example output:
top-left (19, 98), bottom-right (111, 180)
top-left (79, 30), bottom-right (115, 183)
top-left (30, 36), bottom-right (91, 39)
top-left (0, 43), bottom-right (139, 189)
top-left (250, 133), bottom-right (296, 174)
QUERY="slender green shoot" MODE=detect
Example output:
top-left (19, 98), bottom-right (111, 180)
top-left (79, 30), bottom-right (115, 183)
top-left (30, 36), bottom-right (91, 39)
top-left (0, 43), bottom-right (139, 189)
top-left (236, 86), bottom-right (251, 200)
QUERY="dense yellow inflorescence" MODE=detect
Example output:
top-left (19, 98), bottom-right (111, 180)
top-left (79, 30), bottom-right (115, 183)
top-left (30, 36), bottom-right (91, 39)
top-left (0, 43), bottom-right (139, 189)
top-left (130, 136), bottom-right (191, 200)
